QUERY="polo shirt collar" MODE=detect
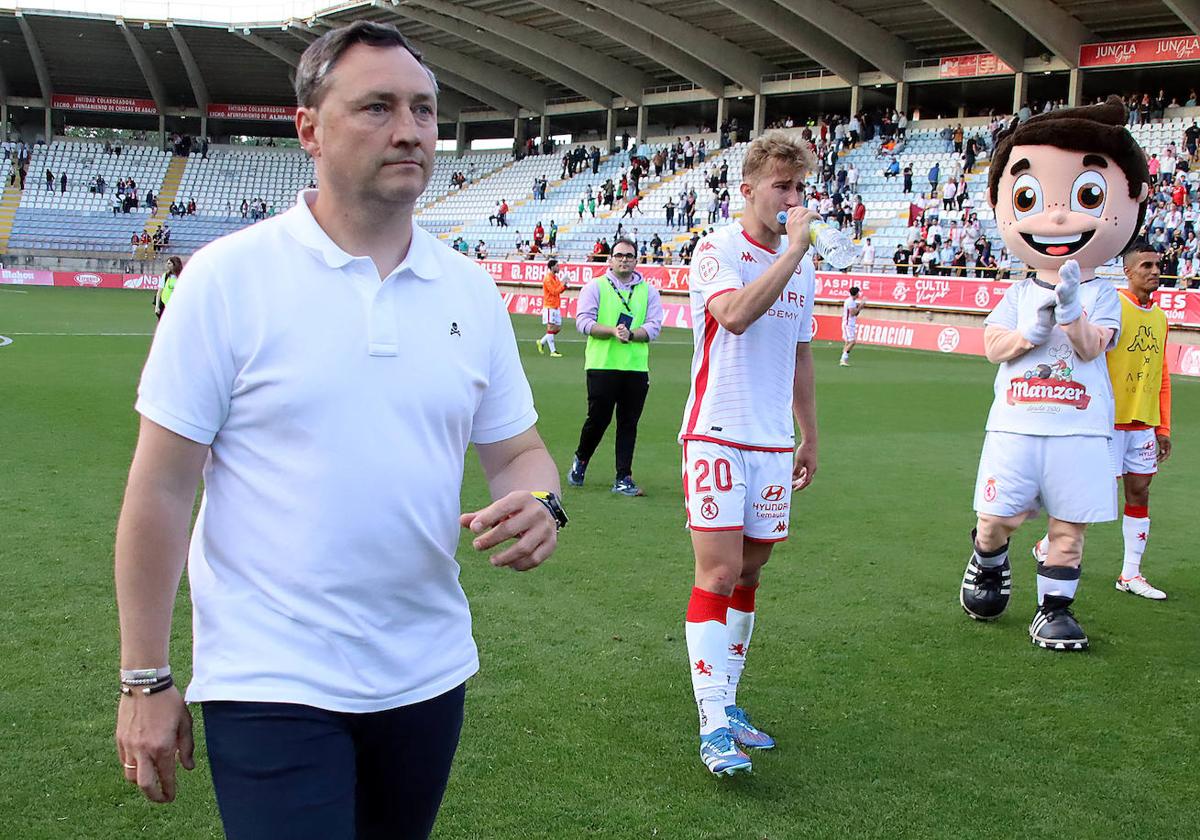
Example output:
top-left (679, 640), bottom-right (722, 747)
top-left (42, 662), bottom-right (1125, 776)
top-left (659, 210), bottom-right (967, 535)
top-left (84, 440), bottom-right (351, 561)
top-left (284, 190), bottom-right (439, 280)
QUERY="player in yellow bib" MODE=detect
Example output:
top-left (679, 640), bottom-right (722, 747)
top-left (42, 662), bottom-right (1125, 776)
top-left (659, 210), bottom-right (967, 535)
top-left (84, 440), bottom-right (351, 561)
top-left (1033, 239), bottom-right (1173, 598)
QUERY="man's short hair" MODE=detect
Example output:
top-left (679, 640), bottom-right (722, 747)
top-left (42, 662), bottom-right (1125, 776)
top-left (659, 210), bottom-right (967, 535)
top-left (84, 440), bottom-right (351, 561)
top-left (612, 236), bottom-right (637, 254)
top-left (1122, 238), bottom-right (1157, 264)
top-left (546, 258), bottom-right (558, 269)
top-left (741, 130), bottom-right (818, 185)
top-left (295, 20), bottom-right (438, 109)
top-left (849, 286), bottom-right (860, 296)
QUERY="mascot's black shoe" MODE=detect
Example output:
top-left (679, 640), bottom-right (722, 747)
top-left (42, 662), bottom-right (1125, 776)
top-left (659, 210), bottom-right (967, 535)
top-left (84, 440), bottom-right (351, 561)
top-left (1029, 595), bottom-right (1089, 651)
top-left (960, 551), bottom-right (1012, 621)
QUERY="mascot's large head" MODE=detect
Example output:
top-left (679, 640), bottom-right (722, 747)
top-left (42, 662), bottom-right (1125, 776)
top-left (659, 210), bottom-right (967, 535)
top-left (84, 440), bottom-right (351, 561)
top-left (988, 96), bottom-right (1150, 276)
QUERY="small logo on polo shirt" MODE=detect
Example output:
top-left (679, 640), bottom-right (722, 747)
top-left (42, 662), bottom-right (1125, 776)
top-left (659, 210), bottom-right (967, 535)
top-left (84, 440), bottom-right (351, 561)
top-left (450, 322), bottom-right (462, 337)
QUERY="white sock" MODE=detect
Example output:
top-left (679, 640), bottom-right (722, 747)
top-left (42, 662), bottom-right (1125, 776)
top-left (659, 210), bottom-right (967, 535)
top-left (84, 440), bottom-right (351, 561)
top-left (840, 352), bottom-right (849, 362)
top-left (536, 334), bottom-right (546, 346)
top-left (1121, 514), bottom-right (1150, 579)
top-left (973, 538), bottom-right (1008, 569)
top-left (1036, 561), bottom-right (1080, 605)
top-left (685, 587), bottom-right (730, 735)
top-left (546, 333), bottom-right (557, 352)
top-left (725, 585), bottom-right (757, 708)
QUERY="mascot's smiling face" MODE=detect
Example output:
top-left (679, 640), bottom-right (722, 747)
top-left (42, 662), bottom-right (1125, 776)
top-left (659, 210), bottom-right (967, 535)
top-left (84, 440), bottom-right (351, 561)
top-left (991, 144), bottom-right (1148, 272)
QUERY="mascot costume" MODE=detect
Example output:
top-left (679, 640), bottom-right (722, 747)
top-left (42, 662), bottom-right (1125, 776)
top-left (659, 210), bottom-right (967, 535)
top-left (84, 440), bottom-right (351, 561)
top-left (958, 96), bottom-right (1151, 651)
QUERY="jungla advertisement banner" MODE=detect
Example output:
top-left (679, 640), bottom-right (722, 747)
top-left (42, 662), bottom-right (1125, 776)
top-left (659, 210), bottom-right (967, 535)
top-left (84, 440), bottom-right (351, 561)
top-left (1079, 36), bottom-right (1200, 68)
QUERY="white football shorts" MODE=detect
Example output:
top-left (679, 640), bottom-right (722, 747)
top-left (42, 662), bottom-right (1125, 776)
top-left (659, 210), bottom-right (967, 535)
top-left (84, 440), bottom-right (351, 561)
top-left (682, 439), bottom-right (793, 542)
top-left (974, 431), bottom-right (1118, 523)
top-left (842, 321), bottom-right (858, 342)
top-left (541, 307), bottom-right (562, 327)
top-left (1112, 427), bottom-right (1158, 476)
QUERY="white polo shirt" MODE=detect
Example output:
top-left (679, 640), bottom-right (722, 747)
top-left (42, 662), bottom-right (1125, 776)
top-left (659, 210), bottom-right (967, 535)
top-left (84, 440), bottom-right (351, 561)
top-left (136, 190), bottom-right (537, 713)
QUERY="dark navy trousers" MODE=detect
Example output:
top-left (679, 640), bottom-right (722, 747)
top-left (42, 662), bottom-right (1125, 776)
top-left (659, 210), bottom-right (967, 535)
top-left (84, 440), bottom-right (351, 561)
top-left (202, 683), bottom-right (466, 840)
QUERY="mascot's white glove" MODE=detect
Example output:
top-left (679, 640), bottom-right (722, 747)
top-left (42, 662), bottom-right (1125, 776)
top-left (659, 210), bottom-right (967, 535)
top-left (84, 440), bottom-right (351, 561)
top-left (1017, 282), bottom-right (1057, 346)
top-left (1055, 259), bottom-right (1083, 324)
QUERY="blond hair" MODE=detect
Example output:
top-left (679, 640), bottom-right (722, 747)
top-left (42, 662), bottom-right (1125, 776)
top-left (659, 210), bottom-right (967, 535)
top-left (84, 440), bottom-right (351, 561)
top-left (740, 130), bottom-right (817, 185)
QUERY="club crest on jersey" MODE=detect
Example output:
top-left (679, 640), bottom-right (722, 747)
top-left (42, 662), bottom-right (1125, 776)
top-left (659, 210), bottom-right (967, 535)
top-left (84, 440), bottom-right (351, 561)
top-left (1007, 345), bottom-right (1090, 409)
top-left (699, 495), bottom-right (720, 521)
top-left (983, 478), bottom-right (998, 503)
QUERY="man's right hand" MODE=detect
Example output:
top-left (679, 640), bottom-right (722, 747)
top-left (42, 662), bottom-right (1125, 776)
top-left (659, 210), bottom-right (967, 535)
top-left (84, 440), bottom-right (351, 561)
top-left (782, 207), bottom-right (820, 255)
top-left (115, 686), bottom-right (195, 803)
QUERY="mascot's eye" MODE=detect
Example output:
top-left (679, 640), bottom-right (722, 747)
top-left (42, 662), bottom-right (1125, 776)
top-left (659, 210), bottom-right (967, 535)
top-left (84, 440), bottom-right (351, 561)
top-left (1070, 171), bottom-right (1107, 217)
top-left (1011, 174), bottom-right (1044, 219)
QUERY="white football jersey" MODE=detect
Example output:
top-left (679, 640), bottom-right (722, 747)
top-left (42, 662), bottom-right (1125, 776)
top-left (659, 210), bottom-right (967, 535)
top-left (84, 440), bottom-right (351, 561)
top-left (842, 295), bottom-right (860, 329)
top-left (984, 278), bottom-right (1121, 437)
top-left (680, 223), bottom-right (815, 450)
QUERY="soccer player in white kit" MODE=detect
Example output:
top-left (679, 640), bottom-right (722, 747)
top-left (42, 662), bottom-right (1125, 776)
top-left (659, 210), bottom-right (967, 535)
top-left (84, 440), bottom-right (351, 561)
top-left (840, 286), bottom-right (864, 366)
top-left (679, 131), bottom-right (821, 775)
top-left (957, 98), bottom-right (1151, 652)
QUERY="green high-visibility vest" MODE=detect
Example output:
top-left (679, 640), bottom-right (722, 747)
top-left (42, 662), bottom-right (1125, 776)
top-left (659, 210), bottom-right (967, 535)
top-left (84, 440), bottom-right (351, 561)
top-left (585, 277), bottom-right (650, 372)
top-left (160, 272), bottom-right (177, 305)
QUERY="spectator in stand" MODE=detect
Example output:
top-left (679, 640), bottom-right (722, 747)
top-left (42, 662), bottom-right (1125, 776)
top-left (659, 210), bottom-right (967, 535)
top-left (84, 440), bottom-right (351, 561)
top-left (902, 162), bottom-right (913, 194)
top-left (928, 161), bottom-right (940, 193)
top-left (45, 168), bottom-right (54, 191)
top-left (187, 198), bottom-right (197, 216)
top-left (942, 178), bottom-right (957, 211)
top-left (884, 158), bottom-right (899, 180)
top-left (497, 199), bottom-right (509, 227)
top-left (130, 232), bottom-right (140, 257)
top-left (852, 196), bottom-right (866, 239)
top-left (548, 221), bottom-right (558, 250)
top-left (861, 238), bottom-right (875, 272)
top-left (894, 242), bottom-right (912, 274)
top-left (533, 221), bottom-right (545, 248)
top-left (475, 240), bottom-right (488, 260)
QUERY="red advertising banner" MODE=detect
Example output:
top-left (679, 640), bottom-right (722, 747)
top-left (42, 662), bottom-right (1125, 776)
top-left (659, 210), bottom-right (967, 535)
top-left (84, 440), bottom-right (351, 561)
top-left (1079, 36), bottom-right (1200, 68)
top-left (207, 103), bottom-right (298, 122)
top-left (938, 53), bottom-right (1014, 79)
top-left (51, 94), bottom-right (158, 115)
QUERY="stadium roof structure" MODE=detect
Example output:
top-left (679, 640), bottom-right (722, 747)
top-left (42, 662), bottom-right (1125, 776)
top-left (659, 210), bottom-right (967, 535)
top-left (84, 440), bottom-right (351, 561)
top-left (1, 0), bottom-right (1198, 130)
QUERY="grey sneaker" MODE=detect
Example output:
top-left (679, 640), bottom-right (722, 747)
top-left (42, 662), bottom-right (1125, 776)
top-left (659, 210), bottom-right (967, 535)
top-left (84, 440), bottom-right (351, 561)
top-left (567, 456), bottom-right (586, 487)
top-left (611, 476), bottom-right (644, 496)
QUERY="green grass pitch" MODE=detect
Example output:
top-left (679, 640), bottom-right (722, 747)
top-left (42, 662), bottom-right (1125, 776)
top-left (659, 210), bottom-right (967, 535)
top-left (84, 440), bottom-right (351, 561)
top-left (1, 286), bottom-right (1197, 838)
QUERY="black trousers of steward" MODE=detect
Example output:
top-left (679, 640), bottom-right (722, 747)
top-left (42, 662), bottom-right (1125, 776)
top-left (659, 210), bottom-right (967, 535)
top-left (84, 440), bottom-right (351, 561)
top-left (575, 369), bottom-right (650, 481)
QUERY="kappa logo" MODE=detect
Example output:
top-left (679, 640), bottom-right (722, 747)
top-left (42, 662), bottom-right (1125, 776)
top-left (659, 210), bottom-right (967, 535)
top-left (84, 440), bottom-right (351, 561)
top-left (772, 521), bottom-right (788, 534)
top-left (1125, 324), bottom-right (1160, 354)
top-left (698, 241), bottom-right (716, 252)
top-left (760, 485), bottom-right (786, 502)
top-left (699, 495), bottom-right (720, 521)
top-left (740, 251), bottom-right (756, 263)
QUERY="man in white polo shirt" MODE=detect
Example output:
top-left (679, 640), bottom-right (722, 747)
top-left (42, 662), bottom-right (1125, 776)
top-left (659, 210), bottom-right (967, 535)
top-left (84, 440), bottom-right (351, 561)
top-left (113, 22), bottom-right (565, 839)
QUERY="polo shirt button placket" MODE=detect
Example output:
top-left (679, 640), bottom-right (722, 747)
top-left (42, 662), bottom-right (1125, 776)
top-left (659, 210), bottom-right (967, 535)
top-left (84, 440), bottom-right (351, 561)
top-left (368, 266), bottom-right (401, 358)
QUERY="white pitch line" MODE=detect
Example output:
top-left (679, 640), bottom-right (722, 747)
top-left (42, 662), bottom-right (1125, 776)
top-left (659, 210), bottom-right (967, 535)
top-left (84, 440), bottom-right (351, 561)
top-left (6, 331), bottom-right (154, 336)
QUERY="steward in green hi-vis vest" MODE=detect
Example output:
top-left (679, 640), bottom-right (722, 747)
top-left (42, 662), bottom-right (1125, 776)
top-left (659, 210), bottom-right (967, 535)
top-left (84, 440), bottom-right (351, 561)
top-left (585, 278), bottom-right (650, 372)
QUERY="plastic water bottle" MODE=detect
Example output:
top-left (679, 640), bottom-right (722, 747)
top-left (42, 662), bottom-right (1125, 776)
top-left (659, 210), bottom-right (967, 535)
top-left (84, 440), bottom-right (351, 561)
top-left (777, 211), bottom-right (860, 270)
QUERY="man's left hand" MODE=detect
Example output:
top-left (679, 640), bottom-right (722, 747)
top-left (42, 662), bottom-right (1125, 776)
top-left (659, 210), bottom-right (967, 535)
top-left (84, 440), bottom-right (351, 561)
top-left (460, 492), bottom-right (558, 571)
top-left (615, 324), bottom-right (632, 343)
top-left (792, 441), bottom-right (818, 491)
top-left (1157, 434), bottom-right (1172, 464)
